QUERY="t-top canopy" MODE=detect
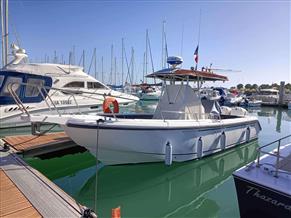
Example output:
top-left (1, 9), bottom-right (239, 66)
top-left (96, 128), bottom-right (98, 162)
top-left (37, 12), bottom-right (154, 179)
top-left (146, 68), bottom-right (228, 82)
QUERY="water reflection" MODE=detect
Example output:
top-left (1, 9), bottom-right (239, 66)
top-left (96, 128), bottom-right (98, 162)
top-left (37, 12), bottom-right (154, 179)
top-left (14, 105), bottom-right (291, 218)
top-left (248, 107), bottom-right (291, 134)
top-left (72, 141), bottom-right (258, 218)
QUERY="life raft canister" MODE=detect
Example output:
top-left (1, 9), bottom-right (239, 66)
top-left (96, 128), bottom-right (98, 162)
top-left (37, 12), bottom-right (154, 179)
top-left (103, 97), bottom-right (119, 113)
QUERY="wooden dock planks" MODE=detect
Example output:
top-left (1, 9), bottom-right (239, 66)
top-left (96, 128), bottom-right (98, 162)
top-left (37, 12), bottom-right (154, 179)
top-left (0, 149), bottom-right (83, 217)
top-left (2, 132), bottom-right (72, 152)
top-left (0, 170), bottom-right (41, 218)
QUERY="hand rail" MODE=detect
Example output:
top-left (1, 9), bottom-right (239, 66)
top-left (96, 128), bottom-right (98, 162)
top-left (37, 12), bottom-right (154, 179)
top-left (6, 82), bottom-right (74, 117)
top-left (5, 81), bottom-right (127, 119)
top-left (7, 83), bottom-right (30, 116)
top-left (256, 134), bottom-right (291, 177)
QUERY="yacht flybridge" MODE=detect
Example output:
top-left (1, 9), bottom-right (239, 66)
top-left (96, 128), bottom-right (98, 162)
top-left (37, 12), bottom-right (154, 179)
top-left (20, 57), bottom-right (261, 165)
top-left (0, 45), bottom-right (139, 128)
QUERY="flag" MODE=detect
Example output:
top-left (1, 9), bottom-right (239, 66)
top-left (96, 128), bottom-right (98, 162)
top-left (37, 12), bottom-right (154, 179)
top-left (194, 45), bottom-right (199, 63)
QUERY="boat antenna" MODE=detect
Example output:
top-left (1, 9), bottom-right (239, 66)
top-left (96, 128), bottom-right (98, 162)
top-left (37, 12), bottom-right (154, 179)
top-left (195, 9), bottom-right (202, 71)
top-left (11, 22), bottom-right (21, 47)
top-left (180, 24), bottom-right (184, 64)
top-left (161, 20), bottom-right (169, 68)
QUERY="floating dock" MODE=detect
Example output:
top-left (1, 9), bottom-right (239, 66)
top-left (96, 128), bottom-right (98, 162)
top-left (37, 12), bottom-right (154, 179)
top-left (1, 132), bottom-right (75, 156)
top-left (0, 132), bottom-right (93, 217)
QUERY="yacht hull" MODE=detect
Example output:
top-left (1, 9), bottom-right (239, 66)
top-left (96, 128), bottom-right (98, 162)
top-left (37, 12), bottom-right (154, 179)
top-left (62, 118), bottom-right (260, 165)
top-left (0, 100), bottom-right (135, 129)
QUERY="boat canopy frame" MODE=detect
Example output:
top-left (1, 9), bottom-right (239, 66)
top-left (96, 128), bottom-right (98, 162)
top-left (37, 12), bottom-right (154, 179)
top-left (146, 68), bottom-right (228, 82)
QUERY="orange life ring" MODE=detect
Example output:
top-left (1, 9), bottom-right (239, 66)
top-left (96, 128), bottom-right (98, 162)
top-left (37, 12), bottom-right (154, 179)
top-left (103, 97), bottom-right (119, 113)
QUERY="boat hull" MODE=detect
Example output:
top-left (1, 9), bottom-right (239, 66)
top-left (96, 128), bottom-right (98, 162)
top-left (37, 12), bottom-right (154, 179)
top-left (233, 176), bottom-right (291, 218)
top-left (62, 119), bottom-right (260, 165)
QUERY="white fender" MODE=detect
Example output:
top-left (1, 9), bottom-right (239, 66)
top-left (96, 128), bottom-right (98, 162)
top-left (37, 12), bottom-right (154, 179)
top-left (246, 126), bottom-right (251, 142)
top-left (220, 131), bottom-right (226, 150)
top-left (165, 142), bottom-right (173, 166)
top-left (197, 137), bottom-right (203, 159)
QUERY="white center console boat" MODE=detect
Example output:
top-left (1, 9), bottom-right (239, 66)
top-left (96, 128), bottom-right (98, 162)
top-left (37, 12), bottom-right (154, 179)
top-left (20, 57), bottom-right (262, 165)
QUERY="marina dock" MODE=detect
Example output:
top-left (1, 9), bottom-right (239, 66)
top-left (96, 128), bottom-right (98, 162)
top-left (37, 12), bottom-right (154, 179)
top-left (0, 169), bottom-right (41, 217)
top-left (0, 132), bottom-right (91, 218)
top-left (1, 132), bottom-right (74, 155)
top-left (0, 146), bottom-right (86, 217)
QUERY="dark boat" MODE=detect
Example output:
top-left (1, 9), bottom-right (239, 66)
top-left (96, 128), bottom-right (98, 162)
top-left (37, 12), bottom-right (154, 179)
top-left (233, 135), bottom-right (291, 218)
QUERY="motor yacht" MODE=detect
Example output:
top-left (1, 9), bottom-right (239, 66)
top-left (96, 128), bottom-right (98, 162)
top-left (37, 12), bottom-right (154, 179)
top-left (252, 88), bottom-right (279, 106)
top-left (0, 45), bottom-right (139, 128)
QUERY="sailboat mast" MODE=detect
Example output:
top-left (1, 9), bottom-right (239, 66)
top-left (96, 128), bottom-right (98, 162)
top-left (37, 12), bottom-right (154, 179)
top-left (114, 56), bottom-right (117, 86)
top-left (101, 56), bottom-right (104, 83)
top-left (94, 48), bottom-right (97, 79)
top-left (131, 47), bottom-right (134, 84)
top-left (72, 45), bottom-right (75, 65)
top-left (161, 20), bottom-right (165, 68)
top-left (121, 38), bottom-right (124, 86)
top-left (110, 44), bottom-right (113, 84)
top-left (4, 0), bottom-right (8, 66)
top-left (145, 29), bottom-right (148, 83)
top-left (142, 52), bottom-right (145, 83)
top-left (1, 0), bottom-right (5, 67)
top-left (82, 49), bottom-right (85, 71)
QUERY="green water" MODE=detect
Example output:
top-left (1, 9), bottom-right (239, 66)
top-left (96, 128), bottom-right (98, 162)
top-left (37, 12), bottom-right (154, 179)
top-left (4, 105), bottom-right (291, 218)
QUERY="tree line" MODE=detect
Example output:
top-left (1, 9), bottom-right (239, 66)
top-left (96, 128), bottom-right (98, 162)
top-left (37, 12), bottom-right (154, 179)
top-left (233, 83), bottom-right (291, 91)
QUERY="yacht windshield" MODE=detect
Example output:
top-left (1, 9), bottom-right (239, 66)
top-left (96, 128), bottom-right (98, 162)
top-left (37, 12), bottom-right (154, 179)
top-left (63, 81), bottom-right (84, 88)
top-left (0, 75), bottom-right (4, 87)
top-left (87, 82), bottom-right (108, 89)
top-left (0, 76), bottom-right (22, 96)
top-left (25, 78), bottom-right (45, 97)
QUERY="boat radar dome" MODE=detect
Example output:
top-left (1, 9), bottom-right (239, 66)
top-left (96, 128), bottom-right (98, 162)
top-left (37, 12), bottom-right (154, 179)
top-left (167, 56), bottom-right (183, 68)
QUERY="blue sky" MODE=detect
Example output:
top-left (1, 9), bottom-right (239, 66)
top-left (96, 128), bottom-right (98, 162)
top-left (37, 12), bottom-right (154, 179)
top-left (4, 0), bottom-right (291, 86)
